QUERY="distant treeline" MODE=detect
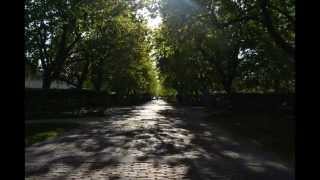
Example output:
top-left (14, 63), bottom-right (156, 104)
top-left (25, 88), bottom-right (152, 119)
top-left (165, 93), bottom-right (294, 113)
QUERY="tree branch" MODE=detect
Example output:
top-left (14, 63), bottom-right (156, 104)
top-left (66, 33), bottom-right (82, 55)
top-left (260, 0), bottom-right (294, 61)
top-left (269, 4), bottom-right (295, 27)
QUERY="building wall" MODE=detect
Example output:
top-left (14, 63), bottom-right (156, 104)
top-left (25, 79), bottom-right (74, 89)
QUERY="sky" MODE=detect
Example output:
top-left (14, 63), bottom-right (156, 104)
top-left (148, 15), bottom-right (162, 29)
top-left (137, 7), bottom-right (162, 29)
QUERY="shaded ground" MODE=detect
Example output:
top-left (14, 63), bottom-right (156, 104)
top-left (25, 100), bottom-right (294, 180)
top-left (207, 110), bottom-right (295, 164)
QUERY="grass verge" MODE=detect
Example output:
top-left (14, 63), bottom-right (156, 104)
top-left (25, 122), bottom-right (81, 147)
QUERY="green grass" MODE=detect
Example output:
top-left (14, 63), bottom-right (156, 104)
top-left (208, 110), bottom-right (295, 164)
top-left (25, 122), bottom-right (81, 146)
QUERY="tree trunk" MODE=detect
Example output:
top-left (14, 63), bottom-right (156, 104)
top-left (274, 79), bottom-right (280, 93)
top-left (51, 20), bottom-right (81, 82)
top-left (94, 83), bottom-right (102, 92)
top-left (223, 78), bottom-right (234, 111)
top-left (42, 71), bottom-right (52, 89)
top-left (77, 60), bottom-right (89, 90)
top-left (223, 77), bottom-right (233, 95)
top-left (42, 77), bottom-right (52, 89)
top-left (93, 75), bottom-right (102, 92)
top-left (76, 83), bottom-right (83, 90)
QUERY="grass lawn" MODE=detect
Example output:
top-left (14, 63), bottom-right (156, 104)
top-left (25, 122), bottom-right (81, 147)
top-left (208, 110), bottom-right (295, 164)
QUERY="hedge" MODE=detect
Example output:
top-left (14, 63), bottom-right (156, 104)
top-left (25, 88), bottom-right (152, 119)
top-left (175, 93), bottom-right (295, 113)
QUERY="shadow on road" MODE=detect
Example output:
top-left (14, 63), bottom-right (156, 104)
top-left (26, 100), bottom-right (294, 180)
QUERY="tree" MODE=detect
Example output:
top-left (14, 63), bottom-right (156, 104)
top-left (154, 0), bottom-right (294, 95)
top-left (25, 0), bottom-right (89, 88)
top-left (25, 0), bottom-right (159, 94)
top-left (198, 0), bottom-right (295, 62)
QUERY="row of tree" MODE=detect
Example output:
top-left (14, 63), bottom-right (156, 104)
top-left (152, 0), bottom-right (294, 96)
top-left (25, 0), bottom-right (159, 96)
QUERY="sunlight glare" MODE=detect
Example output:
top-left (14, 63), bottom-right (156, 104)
top-left (137, 7), bottom-right (162, 29)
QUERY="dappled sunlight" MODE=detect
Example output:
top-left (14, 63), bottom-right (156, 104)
top-left (221, 150), bottom-right (241, 159)
top-left (25, 0), bottom-right (294, 178)
top-left (246, 162), bottom-right (266, 173)
top-left (26, 100), bottom-right (293, 179)
top-left (265, 161), bottom-right (290, 171)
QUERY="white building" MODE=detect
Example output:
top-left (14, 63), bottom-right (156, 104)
top-left (25, 79), bottom-right (74, 89)
top-left (25, 68), bottom-right (74, 89)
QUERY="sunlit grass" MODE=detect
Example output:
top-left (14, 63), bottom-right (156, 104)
top-left (25, 122), bottom-right (80, 146)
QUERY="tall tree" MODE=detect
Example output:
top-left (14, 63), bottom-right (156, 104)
top-left (154, 0), bottom-right (294, 95)
top-left (25, 0), bottom-right (89, 88)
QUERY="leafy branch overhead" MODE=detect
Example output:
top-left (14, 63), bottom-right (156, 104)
top-left (153, 0), bottom-right (294, 95)
top-left (25, 0), bottom-right (294, 95)
top-left (25, 0), bottom-right (159, 95)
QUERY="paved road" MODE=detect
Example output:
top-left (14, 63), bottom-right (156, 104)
top-left (26, 100), bottom-right (294, 180)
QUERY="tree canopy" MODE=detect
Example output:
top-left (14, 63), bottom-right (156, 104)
top-left (152, 0), bottom-right (294, 95)
top-left (25, 0), bottom-right (295, 96)
top-left (25, 0), bottom-right (159, 96)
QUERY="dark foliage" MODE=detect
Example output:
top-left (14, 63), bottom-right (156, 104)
top-left (25, 88), bottom-right (152, 119)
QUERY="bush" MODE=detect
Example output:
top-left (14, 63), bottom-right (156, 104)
top-left (25, 88), bottom-right (152, 119)
top-left (174, 93), bottom-right (295, 113)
